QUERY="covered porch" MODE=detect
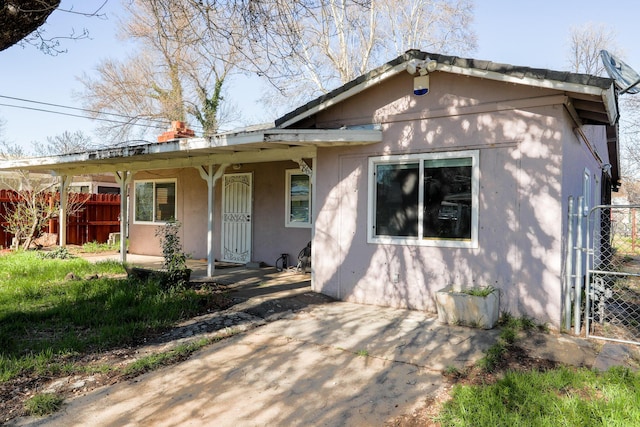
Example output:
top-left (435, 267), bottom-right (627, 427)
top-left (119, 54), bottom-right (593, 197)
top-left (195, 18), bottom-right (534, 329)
top-left (0, 127), bottom-right (382, 278)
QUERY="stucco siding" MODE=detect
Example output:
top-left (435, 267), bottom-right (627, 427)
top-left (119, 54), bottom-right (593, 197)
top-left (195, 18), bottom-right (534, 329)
top-left (127, 162), bottom-right (311, 266)
top-left (312, 71), bottom-right (570, 326)
top-left (128, 168), bottom-right (208, 258)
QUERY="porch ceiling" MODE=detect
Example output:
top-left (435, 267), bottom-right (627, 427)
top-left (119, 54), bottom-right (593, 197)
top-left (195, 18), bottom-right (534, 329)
top-left (0, 128), bottom-right (382, 176)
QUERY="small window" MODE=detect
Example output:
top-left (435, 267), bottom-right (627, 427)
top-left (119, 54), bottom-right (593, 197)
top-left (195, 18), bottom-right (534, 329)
top-left (368, 150), bottom-right (479, 248)
top-left (286, 169), bottom-right (312, 228)
top-left (134, 179), bottom-right (176, 223)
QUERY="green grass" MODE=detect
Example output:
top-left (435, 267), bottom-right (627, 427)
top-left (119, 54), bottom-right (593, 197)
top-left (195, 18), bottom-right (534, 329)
top-left (24, 392), bottom-right (64, 416)
top-left (438, 314), bottom-right (640, 425)
top-left (436, 366), bottom-right (640, 426)
top-left (81, 241), bottom-right (120, 253)
top-left (124, 338), bottom-right (213, 377)
top-left (0, 251), bottom-right (221, 383)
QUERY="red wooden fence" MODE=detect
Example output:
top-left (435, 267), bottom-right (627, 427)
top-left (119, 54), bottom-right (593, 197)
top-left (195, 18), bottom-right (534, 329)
top-left (0, 189), bottom-right (120, 248)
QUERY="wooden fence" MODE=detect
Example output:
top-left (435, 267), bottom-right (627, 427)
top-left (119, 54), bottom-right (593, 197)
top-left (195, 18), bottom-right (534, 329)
top-left (0, 189), bottom-right (120, 248)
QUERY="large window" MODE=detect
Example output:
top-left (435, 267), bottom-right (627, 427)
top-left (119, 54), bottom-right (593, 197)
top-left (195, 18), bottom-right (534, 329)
top-left (134, 179), bottom-right (177, 223)
top-left (368, 150), bottom-right (479, 248)
top-left (286, 169), bottom-right (312, 228)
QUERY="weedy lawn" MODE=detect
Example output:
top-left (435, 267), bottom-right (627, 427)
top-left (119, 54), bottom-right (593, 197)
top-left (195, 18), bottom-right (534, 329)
top-left (0, 250), bottom-right (223, 384)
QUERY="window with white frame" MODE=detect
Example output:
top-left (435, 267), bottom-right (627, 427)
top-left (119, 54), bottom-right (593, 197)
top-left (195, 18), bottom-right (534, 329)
top-left (134, 179), bottom-right (177, 223)
top-left (368, 150), bottom-right (479, 248)
top-left (286, 169), bottom-right (312, 228)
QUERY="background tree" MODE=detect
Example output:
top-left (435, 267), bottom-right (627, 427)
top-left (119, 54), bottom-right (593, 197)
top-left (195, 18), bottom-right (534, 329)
top-left (79, 0), bottom-right (476, 141)
top-left (34, 130), bottom-right (94, 156)
top-left (0, 137), bottom-right (86, 250)
top-left (567, 22), bottom-right (620, 75)
top-left (187, 0), bottom-right (476, 111)
top-left (565, 22), bottom-right (640, 199)
top-left (79, 0), bottom-right (242, 142)
top-left (0, 1), bottom-right (106, 55)
top-left (0, 0), bottom-right (61, 52)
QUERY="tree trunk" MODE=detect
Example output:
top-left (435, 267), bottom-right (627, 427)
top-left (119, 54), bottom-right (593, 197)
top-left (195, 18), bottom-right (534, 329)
top-left (22, 215), bottom-right (40, 250)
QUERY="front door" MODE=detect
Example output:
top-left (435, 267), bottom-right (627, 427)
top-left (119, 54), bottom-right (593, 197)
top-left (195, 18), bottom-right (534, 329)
top-left (221, 173), bottom-right (252, 263)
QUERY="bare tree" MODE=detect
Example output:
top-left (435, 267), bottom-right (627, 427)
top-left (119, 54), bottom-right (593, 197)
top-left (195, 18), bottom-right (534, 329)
top-left (0, 0), bottom-right (61, 52)
top-left (79, 0), bottom-right (242, 141)
top-left (241, 0), bottom-right (477, 107)
top-left (565, 22), bottom-right (640, 192)
top-left (0, 1), bottom-right (107, 55)
top-left (79, 0), bottom-right (476, 139)
top-left (567, 22), bottom-right (620, 75)
top-left (0, 141), bottom-right (86, 249)
top-left (34, 130), bottom-right (94, 156)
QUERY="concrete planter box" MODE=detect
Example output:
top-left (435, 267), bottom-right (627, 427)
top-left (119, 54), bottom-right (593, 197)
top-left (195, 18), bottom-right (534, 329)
top-left (435, 286), bottom-right (500, 329)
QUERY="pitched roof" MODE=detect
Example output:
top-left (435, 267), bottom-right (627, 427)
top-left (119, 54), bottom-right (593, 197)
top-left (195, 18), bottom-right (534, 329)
top-left (275, 49), bottom-right (618, 129)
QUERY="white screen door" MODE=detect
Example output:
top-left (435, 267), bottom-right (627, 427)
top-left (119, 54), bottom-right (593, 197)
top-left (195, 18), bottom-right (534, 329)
top-left (221, 173), bottom-right (252, 263)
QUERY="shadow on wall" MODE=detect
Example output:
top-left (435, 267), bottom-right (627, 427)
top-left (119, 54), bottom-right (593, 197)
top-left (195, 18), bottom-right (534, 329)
top-left (315, 101), bottom-right (565, 326)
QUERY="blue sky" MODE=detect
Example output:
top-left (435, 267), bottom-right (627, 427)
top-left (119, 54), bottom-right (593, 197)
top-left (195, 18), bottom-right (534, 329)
top-left (1, 0), bottom-right (639, 152)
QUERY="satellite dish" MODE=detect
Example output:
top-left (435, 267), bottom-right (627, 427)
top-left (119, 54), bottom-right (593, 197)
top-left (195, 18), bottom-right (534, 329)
top-left (600, 50), bottom-right (640, 94)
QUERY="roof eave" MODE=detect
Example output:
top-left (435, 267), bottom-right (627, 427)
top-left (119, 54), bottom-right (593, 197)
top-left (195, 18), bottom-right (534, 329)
top-left (276, 51), bottom-right (619, 129)
top-left (276, 62), bottom-right (410, 129)
top-left (0, 129), bottom-right (382, 176)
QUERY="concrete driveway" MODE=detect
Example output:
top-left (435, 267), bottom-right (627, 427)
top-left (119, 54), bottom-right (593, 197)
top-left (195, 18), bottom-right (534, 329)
top-left (11, 300), bottom-right (500, 426)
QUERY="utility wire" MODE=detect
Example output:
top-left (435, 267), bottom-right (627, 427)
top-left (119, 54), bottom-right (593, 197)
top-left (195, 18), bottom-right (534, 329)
top-left (0, 94), bottom-right (151, 121)
top-left (0, 94), bottom-right (205, 131)
top-left (0, 103), bottom-right (167, 129)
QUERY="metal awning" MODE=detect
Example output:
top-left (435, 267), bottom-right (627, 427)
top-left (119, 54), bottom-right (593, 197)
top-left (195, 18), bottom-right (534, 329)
top-left (0, 128), bottom-right (383, 175)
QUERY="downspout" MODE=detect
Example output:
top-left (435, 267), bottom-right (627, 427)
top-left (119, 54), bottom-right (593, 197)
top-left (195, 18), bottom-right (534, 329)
top-left (114, 171), bottom-right (131, 264)
top-left (197, 164), bottom-right (229, 277)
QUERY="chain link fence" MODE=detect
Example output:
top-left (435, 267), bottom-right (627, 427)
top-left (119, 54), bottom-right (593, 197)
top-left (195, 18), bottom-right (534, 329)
top-left (587, 205), bottom-right (640, 345)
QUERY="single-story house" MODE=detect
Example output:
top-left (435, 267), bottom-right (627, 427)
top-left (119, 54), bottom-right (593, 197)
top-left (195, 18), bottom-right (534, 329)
top-left (0, 50), bottom-right (620, 329)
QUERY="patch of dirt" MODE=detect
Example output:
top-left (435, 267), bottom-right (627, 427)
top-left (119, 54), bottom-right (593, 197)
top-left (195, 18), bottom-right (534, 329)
top-left (385, 345), bottom-right (558, 427)
top-left (0, 287), bottom-right (233, 424)
top-left (0, 348), bottom-right (137, 423)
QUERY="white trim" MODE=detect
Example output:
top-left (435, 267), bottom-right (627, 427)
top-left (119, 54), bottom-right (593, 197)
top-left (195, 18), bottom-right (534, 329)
top-left (132, 178), bottom-right (177, 225)
top-left (277, 64), bottom-right (408, 128)
top-left (221, 172), bottom-right (253, 263)
top-left (367, 150), bottom-right (479, 249)
top-left (285, 169), bottom-right (312, 228)
top-left (436, 63), bottom-right (608, 97)
top-left (278, 59), bottom-right (617, 129)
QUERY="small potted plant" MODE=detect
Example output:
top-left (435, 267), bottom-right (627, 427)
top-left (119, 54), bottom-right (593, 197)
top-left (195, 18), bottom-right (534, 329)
top-left (155, 219), bottom-right (191, 288)
top-left (435, 285), bottom-right (500, 329)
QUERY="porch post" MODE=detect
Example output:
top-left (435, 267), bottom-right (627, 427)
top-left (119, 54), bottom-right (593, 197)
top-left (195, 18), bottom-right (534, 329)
top-left (294, 157), bottom-right (316, 284)
top-left (311, 157), bottom-right (316, 286)
top-left (114, 171), bottom-right (131, 264)
top-left (197, 164), bottom-right (229, 277)
top-left (58, 175), bottom-right (72, 247)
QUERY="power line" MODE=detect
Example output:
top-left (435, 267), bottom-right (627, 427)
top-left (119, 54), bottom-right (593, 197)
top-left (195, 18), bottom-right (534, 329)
top-left (0, 103), bottom-right (167, 129)
top-left (0, 94), bottom-right (205, 131)
top-left (0, 94), bottom-right (169, 127)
